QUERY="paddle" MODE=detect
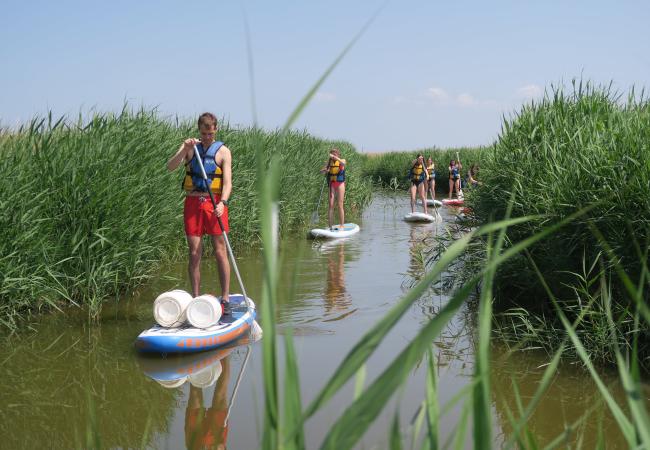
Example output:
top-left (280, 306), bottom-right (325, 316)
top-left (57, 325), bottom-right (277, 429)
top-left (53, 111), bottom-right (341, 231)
top-left (192, 144), bottom-right (251, 312)
top-left (311, 176), bottom-right (327, 224)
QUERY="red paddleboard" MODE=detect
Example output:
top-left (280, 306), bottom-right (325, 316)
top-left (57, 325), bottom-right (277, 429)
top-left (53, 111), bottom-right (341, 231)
top-left (442, 198), bottom-right (464, 206)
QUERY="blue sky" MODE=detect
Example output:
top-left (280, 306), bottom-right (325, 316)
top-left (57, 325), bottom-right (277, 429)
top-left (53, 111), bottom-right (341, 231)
top-left (1, 0), bottom-right (648, 151)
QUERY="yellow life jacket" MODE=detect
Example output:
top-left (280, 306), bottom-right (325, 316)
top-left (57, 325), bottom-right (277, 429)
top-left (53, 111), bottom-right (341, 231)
top-left (182, 141), bottom-right (223, 194)
top-left (328, 160), bottom-right (346, 182)
top-left (427, 164), bottom-right (435, 177)
top-left (411, 163), bottom-right (425, 182)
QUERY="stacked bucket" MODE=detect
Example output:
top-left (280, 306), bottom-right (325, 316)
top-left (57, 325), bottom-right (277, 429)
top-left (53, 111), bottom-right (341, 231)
top-left (153, 290), bottom-right (223, 329)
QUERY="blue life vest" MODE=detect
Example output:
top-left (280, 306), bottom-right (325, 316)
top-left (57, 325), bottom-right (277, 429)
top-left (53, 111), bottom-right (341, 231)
top-left (182, 141), bottom-right (224, 193)
top-left (451, 165), bottom-right (460, 179)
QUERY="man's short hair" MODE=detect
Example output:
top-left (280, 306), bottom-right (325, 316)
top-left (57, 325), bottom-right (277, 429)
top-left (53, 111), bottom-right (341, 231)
top-left (198, 112), bottom-right (218, 129)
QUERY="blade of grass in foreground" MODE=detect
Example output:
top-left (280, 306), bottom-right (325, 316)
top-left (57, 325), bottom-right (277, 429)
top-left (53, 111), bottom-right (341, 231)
top-left (472, 230), bottom-right (495, 450)
top-left (255, 6), bottom-right (382, 447)
top-left (390, 409), bottom-right (403, 450)
top-left (303, 216), bottom-right (536, 422)
top-left (319, 276), bottom-right (480, 449)
top-left (425, 348), bottom-right (439, 450)
top-left (283, 330), bottom-right (305, 450)
top-left (316, 205), bottom-right (595, 448)
top-left (258, 159), bottom-right (281, 450)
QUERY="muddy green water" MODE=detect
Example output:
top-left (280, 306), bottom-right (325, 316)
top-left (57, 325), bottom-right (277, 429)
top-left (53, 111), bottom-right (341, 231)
top-left (0, 193), bottom-right (641, 449)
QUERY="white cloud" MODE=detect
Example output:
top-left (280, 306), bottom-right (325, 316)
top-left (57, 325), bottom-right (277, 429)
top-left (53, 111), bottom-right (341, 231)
top-left (425, 87), bottom-right (449, 103)
top-left (315, 91), bottom-right (336, 102)
top-left (517, 84), bottom-right (543, 99)
top-left (457, 93), bottom-right (477, 107)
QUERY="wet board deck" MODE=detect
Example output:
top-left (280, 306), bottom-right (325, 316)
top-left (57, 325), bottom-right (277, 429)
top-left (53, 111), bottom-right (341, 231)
top-left (442, 198), bottom-right (464, 206)
top-left (417, 199), bottom-right (443, 207)
top-left (135, 294), bottom-right (256, 354)
top-left (310, 223), bottom-right (360, 239)
top-left (404, 212), bottom-right (436, 222)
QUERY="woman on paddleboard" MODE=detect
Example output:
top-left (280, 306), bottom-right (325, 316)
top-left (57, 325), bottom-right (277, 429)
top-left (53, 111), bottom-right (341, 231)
top-left (426, 157), bottom-right (436, 201)
top-left (409, 154), bottom-right (429, 214)
top-left (320, 148), bottom-right (346, 230)
top-left (448, 158), bottom-right (462, 199)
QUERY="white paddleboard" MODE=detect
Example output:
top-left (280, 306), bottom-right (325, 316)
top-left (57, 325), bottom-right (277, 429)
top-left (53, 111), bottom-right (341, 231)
top-left (417, 199), bottom-right (443, 207)
top-left (403, 212), bottom-right (435, 223)
top-left (310, 223), bottom-right (360, 239)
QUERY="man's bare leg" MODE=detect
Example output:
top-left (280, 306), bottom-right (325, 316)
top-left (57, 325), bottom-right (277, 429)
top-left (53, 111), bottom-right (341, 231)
top-left (187, 235), bottom-right (202, 297)
top-left (212, 234), bottom-right (230, 303)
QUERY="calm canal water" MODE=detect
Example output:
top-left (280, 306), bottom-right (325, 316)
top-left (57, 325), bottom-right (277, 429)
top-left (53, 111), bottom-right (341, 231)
top-left (0, 193), bottom-right (637, 449)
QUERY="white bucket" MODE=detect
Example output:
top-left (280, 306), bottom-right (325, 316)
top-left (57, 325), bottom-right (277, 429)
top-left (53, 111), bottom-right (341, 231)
top-left (188, 360), bottom-right (223, 388)
top-left (186, 294), bottom-right (222, 329)
top-left (153, 289), bottom-right (193, 328)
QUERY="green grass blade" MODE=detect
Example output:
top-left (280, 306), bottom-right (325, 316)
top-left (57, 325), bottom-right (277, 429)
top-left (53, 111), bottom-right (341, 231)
top-left (303, 216), bottom-right (537, 422)
top-left (425, 349), bottom-right (439, 450)
top-left (354, 363), bottom-right (367, 400)
top-left (410, 401), bottom-right (426, 450)
top-left (283, 329), bottom-right (306, 450)
top-left (390, 410), bottom-right (403, 450)
top-left (452, 399), bottom-right (471, 450)
top-left (319, 277), bottom-right (480, 449)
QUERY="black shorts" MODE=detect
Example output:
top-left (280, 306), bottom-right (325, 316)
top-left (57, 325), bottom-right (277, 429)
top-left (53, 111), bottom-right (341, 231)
top-left (411, 179), bottom-right (424, 186)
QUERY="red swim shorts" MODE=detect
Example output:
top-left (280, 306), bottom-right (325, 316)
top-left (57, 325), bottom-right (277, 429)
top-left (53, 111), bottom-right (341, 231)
top-left (330, 181), bottom-right (345, 190)
top-left (184, 196), bottom-right (230, 236)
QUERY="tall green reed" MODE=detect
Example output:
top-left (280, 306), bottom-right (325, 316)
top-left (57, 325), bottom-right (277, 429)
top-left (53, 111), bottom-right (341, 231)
top-left (0, 110), bottom-right (372, 329)
top-left (468, 80), bottom-right (650, 364)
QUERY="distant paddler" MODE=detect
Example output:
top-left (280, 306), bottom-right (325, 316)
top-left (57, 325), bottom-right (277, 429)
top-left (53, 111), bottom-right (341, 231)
top-left (166, 112), bottom-right (233, 314)
top-left (426, 156), bottom-right (436, 201)
top-left (467, 163), bottom-right (481, 187)
top-left (448, 157), bottom-right (462, 199)
top-left (409, 154), bottom-right (430, 214)
top-left (320, 148), bottom-right (346, 230)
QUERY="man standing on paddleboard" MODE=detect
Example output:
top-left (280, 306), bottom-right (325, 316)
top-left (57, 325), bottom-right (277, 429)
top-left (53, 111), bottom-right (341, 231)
top-left (167, 112), bottom-right (233, 314)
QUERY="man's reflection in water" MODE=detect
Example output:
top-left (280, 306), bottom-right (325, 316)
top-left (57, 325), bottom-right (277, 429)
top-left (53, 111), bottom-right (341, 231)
top-left (185, 354), bottom-right (231, 450)
top-left (324, 242), bottom-right (352, 314)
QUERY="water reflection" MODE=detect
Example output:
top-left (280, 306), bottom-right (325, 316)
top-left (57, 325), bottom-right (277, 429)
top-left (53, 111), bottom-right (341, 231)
top-left (0, 318), bottom-right (177, 449)
top-left (406, 224), bottom-right (436, 283)
top-left (138, 341), bottom-right (252, 450)
top-left (489, 343), bottom-right (633, 449)
top-left (322, 240), bottom-right (352, 315)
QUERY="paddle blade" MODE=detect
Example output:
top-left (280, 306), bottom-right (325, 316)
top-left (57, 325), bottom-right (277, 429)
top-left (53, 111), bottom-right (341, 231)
top-left (310, 211), bottom-right (319, 224)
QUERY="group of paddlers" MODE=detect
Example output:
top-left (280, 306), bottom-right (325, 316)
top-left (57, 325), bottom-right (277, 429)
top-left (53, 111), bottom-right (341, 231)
top-left (407, 154), bottom-right (480, 214)
top-left (166, 113), bottom-right (351, 308)
top-left (167, 112), bottom-right (480, 305)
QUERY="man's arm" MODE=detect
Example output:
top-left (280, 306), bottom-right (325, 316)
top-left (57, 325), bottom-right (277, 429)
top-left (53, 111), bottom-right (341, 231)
top-left (219, 146), bottom-right (232, 202)
top-left (167, 139), bottom-right (196, 170)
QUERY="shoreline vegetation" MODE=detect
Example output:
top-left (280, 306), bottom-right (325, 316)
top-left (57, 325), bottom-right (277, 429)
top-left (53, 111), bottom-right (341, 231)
top-left (0, 109), bottom-right (372, 328)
